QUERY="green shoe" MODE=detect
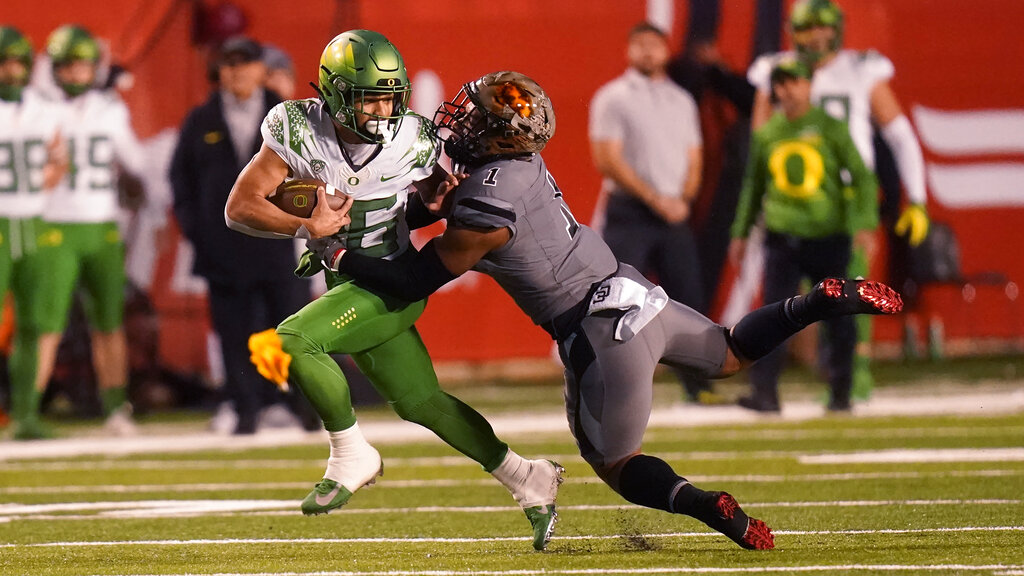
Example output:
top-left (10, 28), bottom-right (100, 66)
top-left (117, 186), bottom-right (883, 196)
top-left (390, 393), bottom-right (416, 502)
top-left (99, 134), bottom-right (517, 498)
top-left (301, 478), bottom-right (355, 515)
top-left (13, 419), bottom-right (54, 441)
top-left (524, 503), bottom-right (558, 551)
top-left (301, 462), bottom-right (383, 516)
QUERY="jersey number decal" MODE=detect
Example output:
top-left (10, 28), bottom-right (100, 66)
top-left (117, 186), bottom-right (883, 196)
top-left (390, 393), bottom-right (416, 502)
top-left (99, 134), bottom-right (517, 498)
top-left (482, 167), bottom-right (500, 186)
top-left (0, 138), bottom-right (47, 194)
top-left (67, 135), bottom-right (114, 192)
top-left (346, 194), bottom-right (402, 258)
top-left (547, 171), bottom-right (578, 238)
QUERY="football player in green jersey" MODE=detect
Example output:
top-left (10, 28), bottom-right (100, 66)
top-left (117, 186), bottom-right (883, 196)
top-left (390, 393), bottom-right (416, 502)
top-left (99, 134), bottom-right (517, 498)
top-left (225, 30), bottom-right (562, 551)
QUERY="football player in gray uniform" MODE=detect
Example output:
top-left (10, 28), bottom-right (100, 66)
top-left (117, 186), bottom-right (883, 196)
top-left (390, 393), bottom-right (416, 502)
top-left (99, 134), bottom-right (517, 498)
top-left (311, 71), bottom-right (904, 551)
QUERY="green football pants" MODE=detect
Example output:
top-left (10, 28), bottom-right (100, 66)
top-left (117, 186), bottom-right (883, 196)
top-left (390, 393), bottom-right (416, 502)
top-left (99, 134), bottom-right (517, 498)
top-left (276, 279), bottom-right (508, 472)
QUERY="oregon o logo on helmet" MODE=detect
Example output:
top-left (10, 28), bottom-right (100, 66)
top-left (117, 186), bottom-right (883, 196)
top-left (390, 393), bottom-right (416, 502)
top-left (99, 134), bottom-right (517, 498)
top-left (386, 78), bottom-right (397, 87)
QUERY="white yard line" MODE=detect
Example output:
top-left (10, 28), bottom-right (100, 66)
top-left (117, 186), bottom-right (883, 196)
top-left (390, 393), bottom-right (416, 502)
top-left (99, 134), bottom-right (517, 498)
top-left (800, 447), bottom-right (1024, 464)
top-left (2, 468), bottom-right (1020, 497)
top-left (4, 526), bottom-right (1023, 549)
top-left (1, 498), bottom-right (1018, 523)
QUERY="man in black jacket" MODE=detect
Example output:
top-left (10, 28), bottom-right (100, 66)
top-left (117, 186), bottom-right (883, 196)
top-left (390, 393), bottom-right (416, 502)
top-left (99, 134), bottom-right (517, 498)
top-left (170, 36), bottom-right (316, 434)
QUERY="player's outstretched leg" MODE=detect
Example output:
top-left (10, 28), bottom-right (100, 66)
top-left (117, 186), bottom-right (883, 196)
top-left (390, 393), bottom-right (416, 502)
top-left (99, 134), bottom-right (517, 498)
top-left (492, 453), bottom-right (565, 550)
top-left (730, 278), bottom-right (903, 364)
top-left (301, 423), bottom-right (384, 515)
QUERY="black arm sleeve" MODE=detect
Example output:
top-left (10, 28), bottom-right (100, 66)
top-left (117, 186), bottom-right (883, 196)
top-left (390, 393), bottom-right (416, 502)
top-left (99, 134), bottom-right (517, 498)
top-left (405, 193), bottom-right (443, 230)
top-left (336, 240), bottom-right (457, 302)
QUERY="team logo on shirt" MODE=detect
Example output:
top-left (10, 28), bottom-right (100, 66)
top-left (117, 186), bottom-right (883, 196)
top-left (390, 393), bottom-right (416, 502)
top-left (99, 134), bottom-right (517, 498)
top-left (310, 159), bottom-right (326, 174)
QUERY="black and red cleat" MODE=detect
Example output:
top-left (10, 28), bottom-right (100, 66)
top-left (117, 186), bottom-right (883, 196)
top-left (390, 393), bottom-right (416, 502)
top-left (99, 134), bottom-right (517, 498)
top-left (813, 278), bottom-right (904, 318)
top-left (691, 491), bottom-right (775, 550)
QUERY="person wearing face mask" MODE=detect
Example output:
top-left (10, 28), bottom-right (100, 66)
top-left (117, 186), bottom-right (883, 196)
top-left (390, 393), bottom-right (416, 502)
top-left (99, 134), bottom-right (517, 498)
top-left (170, 35), bottom-right (318, 435)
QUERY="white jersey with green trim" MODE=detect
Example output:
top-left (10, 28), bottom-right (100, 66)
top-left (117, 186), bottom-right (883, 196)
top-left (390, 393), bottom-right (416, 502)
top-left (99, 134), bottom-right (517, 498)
top-left (261, 98), bottom-right (439, 260)
top-left (42, 90), bottom-right (144, 223)
top-left (0, 88), bottom-right (63, 218)
top-left (748, 49), bottom-right (894, 169)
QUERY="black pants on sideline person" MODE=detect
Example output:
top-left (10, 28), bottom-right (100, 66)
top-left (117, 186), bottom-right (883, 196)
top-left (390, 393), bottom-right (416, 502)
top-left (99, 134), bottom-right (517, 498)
top-left (207, 278), bottom-right (319, 433)
top-left (746, 232), bottom-right (855, 411)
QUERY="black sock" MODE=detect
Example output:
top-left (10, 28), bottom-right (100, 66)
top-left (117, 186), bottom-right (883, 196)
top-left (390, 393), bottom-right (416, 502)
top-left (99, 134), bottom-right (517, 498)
top-left (618, 454), bottom-right (692, 513)
top-left (730, 296), bottom-right (814, 361)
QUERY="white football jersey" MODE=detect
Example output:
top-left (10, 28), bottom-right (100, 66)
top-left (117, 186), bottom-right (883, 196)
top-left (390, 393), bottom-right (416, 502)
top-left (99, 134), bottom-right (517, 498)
top-left (261, 99), bottom-right (439, 259)
top-left (43, 90), bottom-right (144, 223)
top-left (748, 49), bottom-right (894, 169)
top-left (0, 88), bottom-right (63, 218)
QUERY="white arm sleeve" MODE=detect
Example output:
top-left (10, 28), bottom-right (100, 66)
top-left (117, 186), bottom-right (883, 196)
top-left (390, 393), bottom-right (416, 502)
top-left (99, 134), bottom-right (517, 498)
top-left (880, 114), bottom-right (927, 205)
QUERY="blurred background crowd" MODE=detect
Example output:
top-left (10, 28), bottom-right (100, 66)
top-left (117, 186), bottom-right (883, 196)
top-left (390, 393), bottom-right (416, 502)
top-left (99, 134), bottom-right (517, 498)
top-left (1, 0), bottom-right (1021, 439)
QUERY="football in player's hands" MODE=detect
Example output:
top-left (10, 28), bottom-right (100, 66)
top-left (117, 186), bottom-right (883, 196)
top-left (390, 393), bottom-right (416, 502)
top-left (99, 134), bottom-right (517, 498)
top-left (267, 179), bottom-right (349, 218)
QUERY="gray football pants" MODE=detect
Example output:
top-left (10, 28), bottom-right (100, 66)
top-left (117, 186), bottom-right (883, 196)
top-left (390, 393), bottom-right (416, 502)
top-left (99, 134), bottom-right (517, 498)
top-left (557, 269), bottom-right (729, 470)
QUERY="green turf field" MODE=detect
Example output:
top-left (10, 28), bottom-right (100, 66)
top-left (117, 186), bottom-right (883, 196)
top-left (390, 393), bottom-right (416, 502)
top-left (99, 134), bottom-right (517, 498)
top-left (2, 402), bottom-right (1023, 576)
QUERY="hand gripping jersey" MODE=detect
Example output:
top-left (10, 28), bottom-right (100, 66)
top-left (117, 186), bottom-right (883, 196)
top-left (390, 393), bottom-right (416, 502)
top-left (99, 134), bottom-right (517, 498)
top-left (42, 90), bottom-right (144, 223)
top-left (748, 49), bottom-right (894, 169)
top-left (447, 154), bottom-right (618, 325)
top-left (0, 88), bottom-right (63, 218)
top-left (262, 99), bottom-right (437, 259)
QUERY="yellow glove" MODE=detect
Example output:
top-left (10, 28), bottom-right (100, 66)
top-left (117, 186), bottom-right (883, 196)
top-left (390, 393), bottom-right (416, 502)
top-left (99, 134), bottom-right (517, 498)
top-left (248, 328), bottom-right (291, 392)
top-left (895, 203), bottom-right (930, 247)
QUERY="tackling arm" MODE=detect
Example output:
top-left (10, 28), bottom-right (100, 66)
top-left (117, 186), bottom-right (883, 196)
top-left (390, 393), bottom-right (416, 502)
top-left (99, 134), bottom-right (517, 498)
top-left (871, 81), bottom-right (929, 245)
top-left (325, 226), bottom-right (511, 302)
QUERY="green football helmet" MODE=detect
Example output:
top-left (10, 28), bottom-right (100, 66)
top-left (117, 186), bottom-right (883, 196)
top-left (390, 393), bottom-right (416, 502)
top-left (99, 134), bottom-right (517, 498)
top-left (789, 0), bottom-right (844, 64)
top-left (0, 26), bottom-right (33, 102)
top-left (46, 24), bottom-right (101, 97)
top-left (316, 30), bottom-right (411, 144)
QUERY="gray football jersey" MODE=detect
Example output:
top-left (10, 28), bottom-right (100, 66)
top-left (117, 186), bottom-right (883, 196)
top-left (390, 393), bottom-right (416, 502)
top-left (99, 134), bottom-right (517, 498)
top-left (449, 154), bottom-right (618, 325)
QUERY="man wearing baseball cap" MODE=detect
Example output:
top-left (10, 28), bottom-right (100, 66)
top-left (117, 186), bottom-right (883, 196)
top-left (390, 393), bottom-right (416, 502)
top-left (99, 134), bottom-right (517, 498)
top-left (729, 57), bottom-right (880, 413)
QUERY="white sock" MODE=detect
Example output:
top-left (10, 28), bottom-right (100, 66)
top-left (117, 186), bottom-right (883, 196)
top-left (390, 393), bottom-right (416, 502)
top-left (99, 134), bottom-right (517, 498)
top-left (324, 423), bottom-right (379, 490)
top-left (491, 449), bottom-right (529, 495)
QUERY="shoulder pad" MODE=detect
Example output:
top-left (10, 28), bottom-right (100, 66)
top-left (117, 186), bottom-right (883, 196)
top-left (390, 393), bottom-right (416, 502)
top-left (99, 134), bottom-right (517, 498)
top-left (856, 50), bottom-right (895, 83)
top-left (451, 195), bottom-right (517, 230)
top-left (402, 113), bottom-right (440, 170)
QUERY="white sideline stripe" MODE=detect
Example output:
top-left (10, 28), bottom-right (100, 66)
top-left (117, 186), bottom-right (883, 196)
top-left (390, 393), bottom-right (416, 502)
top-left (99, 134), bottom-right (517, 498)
top-left (2, 469), bottom-right (1021, 496)
top-left (801, 447), bottom-right (1024, 464)
top-left (2, 498), bottom-right (1017, 522)
top-left (94, 566), bottom-right (1024, 576)
top-left (927, 163), bottom-right (1024, 208)
top-left (3, 390), bottom-right (1022, 463)
top-left (4, 526), bottom-right (1022, 549)
top-left (912, 105), bottom-right (1024, 155)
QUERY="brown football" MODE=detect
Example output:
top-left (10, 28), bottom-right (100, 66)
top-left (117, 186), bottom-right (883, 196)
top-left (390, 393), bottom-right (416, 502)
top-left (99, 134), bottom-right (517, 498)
top-left (267, 178), bottom-right (349, 218)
